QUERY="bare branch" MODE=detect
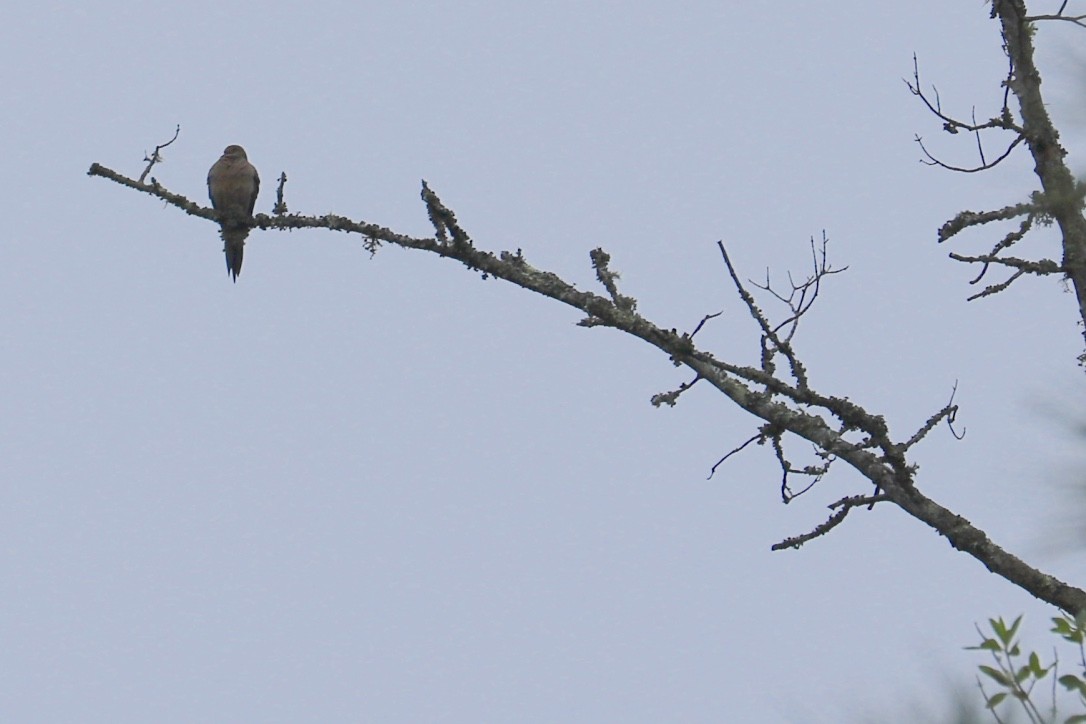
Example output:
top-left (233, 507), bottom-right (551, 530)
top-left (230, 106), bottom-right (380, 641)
top-left (972, 107), bottom-right (987, 166)
top-left (708, 432), bottom-right (762, 478)
top-left (651, 375), bottom-right (701, 409)
top-left (421, 180), bottom-right (472, 249)
top-left (88, 162), bottom-right (397, 254)
top-left (938, 201), bottom-right (1036, 243)
top-left (690, 311), bottom-right (723, 339)
top-left (273, 172), bottom-right (289, 215)
top-left (772, 494), bottom-right (888, 551)
top-left (947, 212), bottom-right (1044, 296)
top-left (907, 52), bottom-right (1026, 173)
top-left (752, 233), bottom-right (847, 346)
top-left (1024, 12), bottom-right (1086, 28)
top-left (89, 161), bottom-right (1086, 615)
top-left (968, 268), bottom-right (1028, 300)
top-left (916, 133), bottom-right (1025, 173)
top-left (904, 382), bottom-right (964, 450)
top-left (718, 241), bottom-right (812, 390)
top-left (905, 54), bottom-right (1023, 137)
top-left (137, 125), bottom-right (180, 185)
top-left (947, 251), bottom-right (1063, 297)
top-left (89, 161), bottom-right (215, 222)
top-left (591, 248), bottom-right (637, 312)
top-left (772, 434), bottom-right (832, 503)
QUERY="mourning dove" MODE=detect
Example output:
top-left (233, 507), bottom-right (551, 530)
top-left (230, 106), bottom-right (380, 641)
top-left (207, 145), bottom-right (260, 282)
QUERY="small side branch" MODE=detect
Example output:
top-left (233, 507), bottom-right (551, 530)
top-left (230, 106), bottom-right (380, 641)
top-left (708, 431), bottom-right (764, 478)
top-left (904, 382), bottom-right (964, 449)
top-left (273, 172), bottom-right (289, 215)
top-left (905, 55), bottom-right (1019, 136)
top-left (906, 53), bottom-right (1024, 173)
top-left (773, 435), bottom-right (833, 503)
top-left (690, 311), bottom-right (723, 338)
top-left (938, 201), bottom-right (1037, 243)
top-left (137, 125), bottom-right (180, 184)
top-left (1025, 5), bottom-right (1086, 28)
top-left (753, 234), bottom-right (845, 348)
top-left (718, 241), bottom-right (810, 389)
top-left (651, 375), bottom-right (701, 408)
top-left (718, 233), bottom-right (845, 393)
top-left (772, 494), bottom-right (889, 551)
top-left (590, 248), bottom-right (637, 312)
top-left (947, 253), bottom-right (1062, 299)
top-left (916, 134), bottom-right (1025, 173)
top-left (421, 180), bottom-right (472, 248)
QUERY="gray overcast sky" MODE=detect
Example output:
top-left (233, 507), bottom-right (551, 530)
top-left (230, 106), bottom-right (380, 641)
top-left (3, 2), bottom-right (1086, 721)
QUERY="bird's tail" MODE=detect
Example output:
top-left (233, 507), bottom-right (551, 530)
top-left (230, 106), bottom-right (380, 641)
top-left (221, 227), bottom-right (248, 283)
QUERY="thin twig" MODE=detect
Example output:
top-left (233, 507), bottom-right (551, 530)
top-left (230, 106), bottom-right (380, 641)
top-left (690, 311), bottom-right (723, 339)
top-left (718, 241), bottom-right (811, 389)
top-left (916, 133), bottom-right (1025, 173)
top-left (907, 53), bottom-right (1025, 172)
top-left (708, 432), bottom-right (762, 478)
top-left (137, 125), bottom-right (181, 184)
top-left (1024, 12), bottom-right (1086, 28)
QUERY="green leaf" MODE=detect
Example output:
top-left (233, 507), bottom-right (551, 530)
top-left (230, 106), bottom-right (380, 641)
top-left (990, 617), bottom-right (1008, 642)
top-left (1028, 651), bottom-right (1049, 678)
top-left (1006, 615), bottom-right (1023, 642)
top-left (968, 639), bottom-right (1001, 653)
top-left (985, 691), bottom-right (1008, 709)
top-left (1065, 716), bottom-right (1086, 724)
top-left (1015, 664), bottom-right (1032, 683)
top-left (1059, 674), bottom-right (1086, 696)
top-left (980, 665), bottom-right (1011, 686)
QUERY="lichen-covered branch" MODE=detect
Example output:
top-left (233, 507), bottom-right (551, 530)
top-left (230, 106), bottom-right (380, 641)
top-left (979, 2), bottom-right (1086, 344)
top-left (913, 1), bottom-right (1086, 360)
top-left (938, 201), bottom-right (1037, 243)
top-left (87, 159), bottom-right (1086, 614)
top-left (772, 494), bottom-right (888, 551)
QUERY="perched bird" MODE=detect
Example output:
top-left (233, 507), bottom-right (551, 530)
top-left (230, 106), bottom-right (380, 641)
top-left (207, 145), bottom-right (260, 282)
